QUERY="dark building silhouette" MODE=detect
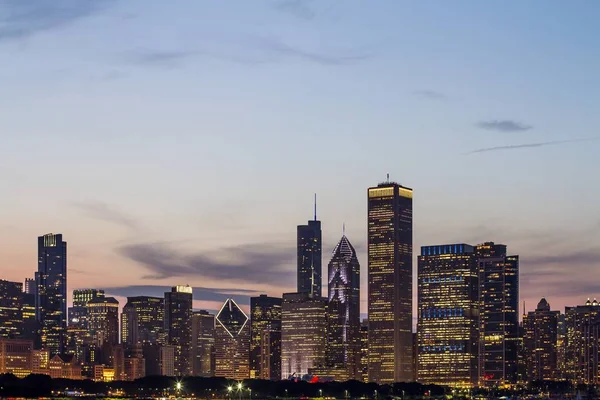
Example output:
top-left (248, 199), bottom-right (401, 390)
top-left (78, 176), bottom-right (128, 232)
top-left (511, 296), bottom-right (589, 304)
top-left (214, 298), bottom-right (250, 380)
top-left (523, 298), bottom-right (559, 381)
top-left (192, 310), bottom-right (215, 377)
top-left (165, 286), bottom-right (193, 376)
top-left (367, 181), bottom-right (413, 383)
top-left (477, 242), bottom-right (519, 387)
top-left (417, 244), bottom-right (479, 388)
top-left (326, 234), bottom-right (361, 381)
top-left (297, 199), bottom-right (322, 297)
top-left (121, 296), bottom-right (164, 348)
top-left (250, 295), bottom-right (282, 380)
top-left (0, 280), bottom-right (24, 339)
top-left (36, 233), bottom-right (67, 355)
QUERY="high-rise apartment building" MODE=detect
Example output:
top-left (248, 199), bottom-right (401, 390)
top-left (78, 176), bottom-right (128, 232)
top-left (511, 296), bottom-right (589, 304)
top-left (36, 233), bottom-right (67, 355)
top-left (281, 292), bottom-right (327, 379)
top-left (87, 296), bottom-right (119, 347)
top-left (214, 299), bottom-right (250, 380)
top-left (326, 235), bottom-right (361, 381)
top-left (165, 286), bottom-right (193, 376)
top-left (477, 242), bottom-right (519, 387)
top-left (250, 295), bottom-right (282, 380)
top-left (260, 329), bottom-right (281, 381)
top-left (523, 298), bottom-right (559, 381)
top-left (367, 181), bottom-right (413, 383)
top-left (564, 299), bottom-right (600, 384)
top-left (297, 203), bottom-right (322, 297)
top-left (417, 244), bottom-right (479, 388)
top-left (0, 280), bottom-right (24, 339)
top-left (121, 296), bottom-right (164, 347)
top-left (192, 310), bottom-right (215, 377)
top-left (24, 279), bottom-right (36, 295)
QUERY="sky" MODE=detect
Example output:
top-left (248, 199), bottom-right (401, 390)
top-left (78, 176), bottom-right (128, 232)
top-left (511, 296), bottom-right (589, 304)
top-left (1, 0), bottom-right (599, 322)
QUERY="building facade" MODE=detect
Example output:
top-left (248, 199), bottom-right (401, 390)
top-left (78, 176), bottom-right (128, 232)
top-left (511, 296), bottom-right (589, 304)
top-left (250, 294), bottom-right (282, 379)
top-left (564, 300), bottom-right (600, 384)
top-left (87, 296), bottom-right (119, 348)
top-left (164, 286), bottom-right (193, 376)
top-left (417, 244), bottom-right (479, 388)
top-left (297, 210), bottom-right (322, 297)
top-left (367, 182), bottom-right (413, 383)
top-left (281, 292), bottom-right (327, 379)
top-left (523, 298), bottom-right (559, 381)
top-left (0, 280), bottom-right (24, 339)
top-left (192, 310), bottom-right (215, 377)
top-left (121, 296), bottom-right (164, 348)
top-left (36, 233), bottom-right (67, 355)
top-left (69, 289), bottom-right (104, 328)
top-left (477, 242), bottom-right (519, 387)
top-left (0, 339), bottom-right (33, 378)
top-left (326, 235), bottom-right (361, 381)
top-left (214, 298), bottom-right (250, 380)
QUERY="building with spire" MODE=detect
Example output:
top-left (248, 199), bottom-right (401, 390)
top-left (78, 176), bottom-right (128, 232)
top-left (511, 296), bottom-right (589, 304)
top-left (523, 298), bottom-right (559, 381)
top-left (367, 180), bottom-right (413, 383)
top-left (326, 234), bottom-right (361, 381)
top-left (214, 298), bottom-right (250, 380)
top-left (297, 195), bottom-right (322, 297)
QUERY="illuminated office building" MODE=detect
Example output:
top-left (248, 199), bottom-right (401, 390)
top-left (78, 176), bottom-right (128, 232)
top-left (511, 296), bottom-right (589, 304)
top-left (214, 298), bottom-right (250, 380)
top-left (121, 296), bottom-right (164, 347)
top-left (250, 294), bottom-right (282, 379)
top-left (417, 244), bottom-right (479, 388)
top-left (0, 339), bottom-right (33, 378)
top-left (360, 320), bottom-right (368, 383)
top-left (326, 235), bottom-right (361, 381)
top-left (87, 296), bottom-right (119, 347)
top-left (523, 298), bottom-right (559, 381)
top-left (0, 280), bottom-right (24, 339)
top-left (260, 328), bottom-right (281, 381)
top-left (297, 201), bottom-right (322, 297)
top-left (192, 310), bottom-right (215, 377)
top-left (367, 181), bottom-right (413, 383)
top-left (281, 292), bottom-right (327, 379)
top-left (70, 289), bottom-right (104, 327)
top-left (556, 313), bottom-right (566, 379)
top-left (477, 242), bottom-right (519, 387)
top-left (564, 299), bottom-right (600, 384)
top-left (165, 286), bottom-right (193, 376)
top-left (36, 233), bottom-right (67, 355)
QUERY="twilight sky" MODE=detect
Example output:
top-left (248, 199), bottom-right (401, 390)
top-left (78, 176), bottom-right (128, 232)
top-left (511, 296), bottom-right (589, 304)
top-left (1, 0), bottom-right (599, 321)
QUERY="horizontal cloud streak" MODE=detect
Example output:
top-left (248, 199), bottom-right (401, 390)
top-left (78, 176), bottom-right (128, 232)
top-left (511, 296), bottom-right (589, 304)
top-left (477, 120), bottom-right (533, 132)
top-left (466, 137), bottom-right (600, 154)
top-left (72, 201), bottom-right (138, 229)
top-left (118, 241), bottom-right (296, 286)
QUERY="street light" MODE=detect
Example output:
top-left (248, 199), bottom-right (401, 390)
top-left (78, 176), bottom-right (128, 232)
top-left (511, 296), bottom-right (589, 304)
top-left (237, 382), bottom-right (243, 400)
top-left (319, 388), bottom-right (323, 398)
top-left (227, 386), bottom-right (233, 399)
top-left (249, 388), bottom-right (252, 399)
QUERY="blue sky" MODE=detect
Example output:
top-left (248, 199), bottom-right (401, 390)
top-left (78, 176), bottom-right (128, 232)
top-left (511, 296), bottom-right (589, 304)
top-left (1, 0), bottom-right (599, 317)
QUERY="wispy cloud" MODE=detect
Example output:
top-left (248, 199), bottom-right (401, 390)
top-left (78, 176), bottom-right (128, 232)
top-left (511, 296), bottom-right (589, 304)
top-left (273, 0), bottom-right (316, 20)
top-left (126, 50), bottom-right (199, 69)
top-left (412, 90), bottom-right (447, 100)
top-left (118, 241), bottom-right (296, 285)
top-left (477, 120), bottom-right (533, 133)
top-left (72, 201), bottom-right (138, 229)
top-left (0, 0), bottom-right (114, 41)
top-left (466, 137), bottom-right (600, 154)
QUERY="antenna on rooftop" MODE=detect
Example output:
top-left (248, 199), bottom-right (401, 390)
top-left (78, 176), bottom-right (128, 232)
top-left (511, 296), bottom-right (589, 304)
top-left (314, 193), bottom-right (317, 221)
top-left (386, 173), bottom-right (390, 183)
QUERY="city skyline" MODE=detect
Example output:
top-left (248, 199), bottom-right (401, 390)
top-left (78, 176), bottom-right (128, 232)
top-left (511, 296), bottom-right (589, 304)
top-left (1, 1), bottom-right (599, 321)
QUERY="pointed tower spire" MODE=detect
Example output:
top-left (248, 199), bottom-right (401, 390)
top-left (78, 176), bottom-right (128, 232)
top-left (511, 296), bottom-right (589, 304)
top-left (314, 193), bottom-right (317, 221)
top-left (343, 222), bottom-right (346, 236)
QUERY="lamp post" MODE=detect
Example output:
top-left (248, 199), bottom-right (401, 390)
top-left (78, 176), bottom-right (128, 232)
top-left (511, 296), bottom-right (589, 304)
top-left (319, 388), bottom-right (323, 398)
top-left (227, 385), bottom-right (233, 399)
top-left (237, 382), bottom-right (243, 400)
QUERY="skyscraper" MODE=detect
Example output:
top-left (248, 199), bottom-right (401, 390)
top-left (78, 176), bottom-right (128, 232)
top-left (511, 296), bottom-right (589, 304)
top-left (477, 242), bottom-right (519, 387)
top-left (326, 234), bottom-right (361, 381)
top-left (0, 280), bottom-right (24, 339)
top-left (70, 289), bottom-right (105, 327)
top-left (192, 310), bottom-right (215, 377)
top-left (417, 244), bottom-right (479, 388)
top-left (165, 286), bottom-right (193, 376)
top-left (87, 296), bottom-right (119, 347)
top-left (281, 292), bottom-right (327, 379)
top-left (36, 233), bottom-right (67, 355)
top-left (523, 298), bottom-right (559, 381)
top-left (367, 181), bottom-right (413, 383)
top-left (214, 298), bottom-right (250, 380)
top-left (121, 296), bottom-right (164, 348)
top-left (250, 295), bottom-right (282, 380)
top-left (564, 299), bottom-right (600, 384)
top-left (297, 199), bottom-right (322, 297)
